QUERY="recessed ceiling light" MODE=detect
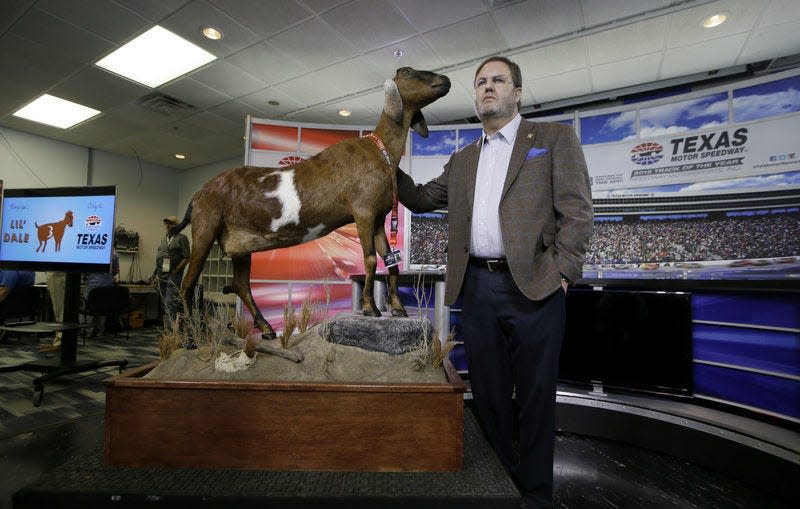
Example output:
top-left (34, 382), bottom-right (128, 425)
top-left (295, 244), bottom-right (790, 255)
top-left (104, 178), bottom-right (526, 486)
top-left (702, 13), bottom-right (727, 28)
top-left (268, 100), bottom-right (280, 106)
top-left (201, 26), bottom-right (223, 40)
top-left (96, 25), bottom-right (216, 88)
top-left (175, 153), bottom-right (186, 159)
top-left (13, 94), bottom-right (100, 129)
top-left (393, 49), bottom-right (403, 58)
top-left (339, 109), bottom-right (351, 117)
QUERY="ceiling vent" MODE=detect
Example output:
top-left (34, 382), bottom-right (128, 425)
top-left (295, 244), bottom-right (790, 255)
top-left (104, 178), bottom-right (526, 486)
top-left (137, 93), bottom-right (196, 117)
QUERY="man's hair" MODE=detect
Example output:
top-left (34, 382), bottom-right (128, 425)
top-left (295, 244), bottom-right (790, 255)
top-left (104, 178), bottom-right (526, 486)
top-left (474, 56), bottom-right (522, 110)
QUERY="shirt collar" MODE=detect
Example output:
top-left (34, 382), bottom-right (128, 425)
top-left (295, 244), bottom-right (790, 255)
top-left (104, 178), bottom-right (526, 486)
top-left (483, 113), bottom-right (522, 145)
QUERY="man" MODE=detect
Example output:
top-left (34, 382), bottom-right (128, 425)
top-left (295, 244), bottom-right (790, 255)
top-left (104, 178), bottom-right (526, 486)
top-left (0, 269), bottom-right (35, 307)
top-left (151, 215), bottom-right (190, 325)
top-left (396, 56), bottom-right (593, 508)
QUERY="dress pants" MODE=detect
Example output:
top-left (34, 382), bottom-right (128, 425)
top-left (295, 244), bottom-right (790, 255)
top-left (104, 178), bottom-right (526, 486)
top-left (460, 264), bottom-right (565, 508)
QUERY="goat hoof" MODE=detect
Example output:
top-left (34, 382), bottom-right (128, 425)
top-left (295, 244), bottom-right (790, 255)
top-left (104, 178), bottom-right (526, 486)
top-left (391, 308), bottom-right (408, 317)
top-left (261, 331), bottom-right (277, 340)
top-left (362, 308), bottom-right (382, 318)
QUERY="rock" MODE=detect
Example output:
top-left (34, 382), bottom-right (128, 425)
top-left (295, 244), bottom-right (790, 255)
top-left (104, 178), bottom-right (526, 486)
top-left (324, 312), bottom-right (435, 355)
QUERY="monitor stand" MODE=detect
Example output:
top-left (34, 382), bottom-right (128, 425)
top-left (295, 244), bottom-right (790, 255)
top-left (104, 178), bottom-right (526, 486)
top-left (0, 272), bottom-right (128, 406)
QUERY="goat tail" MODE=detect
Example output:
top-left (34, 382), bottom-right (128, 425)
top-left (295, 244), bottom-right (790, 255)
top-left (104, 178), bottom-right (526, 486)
top-left (169, 202), bottom-right (192, 235)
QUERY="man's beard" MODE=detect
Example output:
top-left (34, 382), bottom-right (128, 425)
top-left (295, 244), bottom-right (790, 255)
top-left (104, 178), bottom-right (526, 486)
top-left (476, 96), bottom-right (516, 120)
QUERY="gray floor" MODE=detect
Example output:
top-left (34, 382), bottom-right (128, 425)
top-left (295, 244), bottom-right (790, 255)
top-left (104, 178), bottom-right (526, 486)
top-left (0, 325), bottom-right (795, 509)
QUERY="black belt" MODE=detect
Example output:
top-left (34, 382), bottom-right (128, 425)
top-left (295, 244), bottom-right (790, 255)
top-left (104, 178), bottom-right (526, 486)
top-left (469, 257), bottom-right (509, 272)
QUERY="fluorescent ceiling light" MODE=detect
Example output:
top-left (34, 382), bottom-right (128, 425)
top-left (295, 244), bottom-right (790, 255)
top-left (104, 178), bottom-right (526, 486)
top-left (96, 26), bottom-right (216, 88)
top-left (13, 94), bottom-right (100, 128)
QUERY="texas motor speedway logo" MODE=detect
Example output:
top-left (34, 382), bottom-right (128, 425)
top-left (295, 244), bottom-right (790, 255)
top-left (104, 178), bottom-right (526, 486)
top-left (629, 128), bottom-right (748, 179)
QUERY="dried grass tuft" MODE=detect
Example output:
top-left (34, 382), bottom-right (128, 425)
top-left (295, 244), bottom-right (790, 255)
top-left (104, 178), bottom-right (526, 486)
top-left (281, 303), bottom-right (296, 349)
top-left (298, 295), bottom-right (314, 333)
top-left (243, 334), bottom-right (258, 358)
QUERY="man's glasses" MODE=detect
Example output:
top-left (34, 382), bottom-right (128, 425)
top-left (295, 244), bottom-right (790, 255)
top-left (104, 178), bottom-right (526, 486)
top-left (474, 75), bottom-right (515, 90)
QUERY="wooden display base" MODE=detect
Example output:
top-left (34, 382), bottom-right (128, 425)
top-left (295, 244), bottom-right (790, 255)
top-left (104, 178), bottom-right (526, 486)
top-left (104, 360), bottom-right (466, 472)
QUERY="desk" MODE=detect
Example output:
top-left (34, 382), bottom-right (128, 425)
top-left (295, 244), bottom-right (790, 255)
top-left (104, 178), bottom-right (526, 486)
top-left (0, 322), bottom-right (128, 406)
top-left (123, 284), bottom-right (160, 322)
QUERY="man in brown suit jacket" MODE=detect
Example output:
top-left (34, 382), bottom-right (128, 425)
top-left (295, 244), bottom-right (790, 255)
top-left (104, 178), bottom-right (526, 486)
top-left (397, 56), bottom-right (593, 508)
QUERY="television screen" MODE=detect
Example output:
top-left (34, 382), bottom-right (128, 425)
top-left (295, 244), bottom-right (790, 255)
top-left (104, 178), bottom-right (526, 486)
top-left (0, 186), bottom-right (117, 272)
top-left (559, 288), bottom-right (693, 397)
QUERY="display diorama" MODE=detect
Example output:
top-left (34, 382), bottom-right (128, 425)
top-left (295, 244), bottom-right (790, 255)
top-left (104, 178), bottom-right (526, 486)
top-left (104, 68), bottom-right (466, 472)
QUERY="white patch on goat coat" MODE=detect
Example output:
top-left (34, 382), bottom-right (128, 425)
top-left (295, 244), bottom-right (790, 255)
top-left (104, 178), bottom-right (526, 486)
top-left (302, 223), bottom-right (326, 243)
top-left (263, 170), bottom-right (301, 232)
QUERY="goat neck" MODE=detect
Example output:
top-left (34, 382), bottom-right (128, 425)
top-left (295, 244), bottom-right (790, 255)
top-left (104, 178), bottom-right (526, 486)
top-left (371, 116), bottom-right (411, 167)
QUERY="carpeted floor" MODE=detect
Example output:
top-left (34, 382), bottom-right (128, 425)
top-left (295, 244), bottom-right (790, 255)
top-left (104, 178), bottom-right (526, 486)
top-left (0, 326), bottom-right (161, 439)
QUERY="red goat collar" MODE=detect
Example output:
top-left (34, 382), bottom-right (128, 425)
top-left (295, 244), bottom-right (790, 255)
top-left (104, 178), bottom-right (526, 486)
top-left (365, 133), bottom-right (393, 168)
top-left (364, 132), bottom-right (399, 248)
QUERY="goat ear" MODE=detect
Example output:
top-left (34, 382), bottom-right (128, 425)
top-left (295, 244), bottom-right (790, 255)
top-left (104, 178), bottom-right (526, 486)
top-left (383, 79), bottom-right (403, 124)
top-left (410, 111), bottom-right (429, 137)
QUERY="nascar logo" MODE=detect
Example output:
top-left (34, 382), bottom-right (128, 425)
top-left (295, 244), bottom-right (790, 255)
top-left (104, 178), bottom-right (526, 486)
top-left (630, 142), bottom-right (663, 165)
top-left (85, 214), bottom-right (102, 230)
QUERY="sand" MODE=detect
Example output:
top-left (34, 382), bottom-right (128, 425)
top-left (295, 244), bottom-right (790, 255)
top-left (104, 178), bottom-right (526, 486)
top-left (144, 324), bottom-right (448, 384)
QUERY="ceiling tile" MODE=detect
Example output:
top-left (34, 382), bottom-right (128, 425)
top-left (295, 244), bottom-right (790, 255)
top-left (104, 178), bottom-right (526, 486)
top-left (160, 0), bottom-right (261, 58)
top-left (311, 58), bottom-right (385, 95)
top-left (0, 0), bottom-right (36, 34)
top-left (10, 7), bottom-right (116, 63)
top-left (239, 87), bottom-right (307, 116)
top-left (423, 13), bottom-right (507, 66)
top-left (225, 40), bottom-right (308, 86)
top-left (208, 99), bottom-right (254, 125)
top-left (661, 32), bottom-right (749, 79)
top-left (50, 66), bottom-right (150, 111)
top-left (267, 17), bottom-right (358, 69)
top-left (322, 0), bottom-right (416, 50)
top-left (665, 0), bottom-right (765, 48)
top-left (160, 77), bottom-right (233, 110)
top-left (300, 0), bottom-right (350, 14)
top-left (527, 69), bottom-right (592, 104)
top-left (37, 0), bottom-right (150, 44)
top-left (271, 70), bottom-right (348, 106)
top-left (757, 0), bottom-right (800, 27)
top-left (361, 37), bottom-right (445, 77)
top-left (208, 0), bottom-right (312, 37)
top-left (591, 52), bottom-right (662, 92)
top-left (0, 33), bottom-right (84, 116)
top-left (512, 38), bottom-right (588, 79)
top-left (738, 19), bottom-right (800, 64)
top-left (586, 16), bottom-right (668, 65)
top-left (420, 82), bottom-right (474, 123)
top-left (113, 0), bottom-right (192, 23)
top-left (393, 0), bottom-right (486, 33)
top-left (492, 0), bottom-right (582, 48)
top-left (580, 0), bottom-right (671, 27)
top-left (189, 60), bottom-right (267, 97)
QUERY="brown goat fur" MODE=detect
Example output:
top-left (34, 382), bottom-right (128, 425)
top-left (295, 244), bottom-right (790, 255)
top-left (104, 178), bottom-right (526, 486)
top-left (171, 67), bottom-right (451, 339)
top-left (35, 210), bottom-right (74, 253)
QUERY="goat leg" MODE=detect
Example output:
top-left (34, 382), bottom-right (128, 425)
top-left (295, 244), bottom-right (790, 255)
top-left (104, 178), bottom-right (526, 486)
top-left (373, 221), bottom-right (407, 317)
top-left (355, 215), bottom-right (381, 316)
top-left (231, 254), bottom-right (277, 339)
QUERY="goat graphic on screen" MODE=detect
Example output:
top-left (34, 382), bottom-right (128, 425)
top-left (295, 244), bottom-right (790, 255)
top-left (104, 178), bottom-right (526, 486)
top-left (35, 210), bottom-right (74, 252)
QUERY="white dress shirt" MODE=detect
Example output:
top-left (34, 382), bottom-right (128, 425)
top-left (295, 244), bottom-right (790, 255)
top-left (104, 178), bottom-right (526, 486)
top-left (470, 114), bottom-right (522, 258)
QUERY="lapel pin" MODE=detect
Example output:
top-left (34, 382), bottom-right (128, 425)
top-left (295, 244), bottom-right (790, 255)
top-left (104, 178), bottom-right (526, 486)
top-left (527, 134), bottom-right (532, 139)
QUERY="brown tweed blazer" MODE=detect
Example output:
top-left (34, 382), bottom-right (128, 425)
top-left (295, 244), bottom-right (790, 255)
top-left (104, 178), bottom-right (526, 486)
top-left (397, 119), bottom-right (593, 305)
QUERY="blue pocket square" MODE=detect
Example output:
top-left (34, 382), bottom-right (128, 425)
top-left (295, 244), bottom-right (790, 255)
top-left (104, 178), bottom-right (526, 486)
top-left (525, 147), bottom-right (549, 160)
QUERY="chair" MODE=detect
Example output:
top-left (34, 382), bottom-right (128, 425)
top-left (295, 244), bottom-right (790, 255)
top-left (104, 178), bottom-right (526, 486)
top-left (79, 285), bottom-right (132, 339)
top-left (0, 285), bottom-right (40, 324)
top-left (0, 286), bottom-right (41, 342)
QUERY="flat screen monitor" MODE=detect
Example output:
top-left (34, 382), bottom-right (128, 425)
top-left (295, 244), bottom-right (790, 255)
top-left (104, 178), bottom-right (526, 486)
top-left (559, 288), bottom-right (693, 397)
top-left (0, 186), bottom-right (117, 272)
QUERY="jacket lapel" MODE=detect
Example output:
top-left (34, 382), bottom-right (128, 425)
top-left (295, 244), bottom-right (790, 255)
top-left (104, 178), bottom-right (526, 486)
top-left (501, 120), bottom-right (537, 201)
top-left (463, 136), bottom-right (482, 210)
